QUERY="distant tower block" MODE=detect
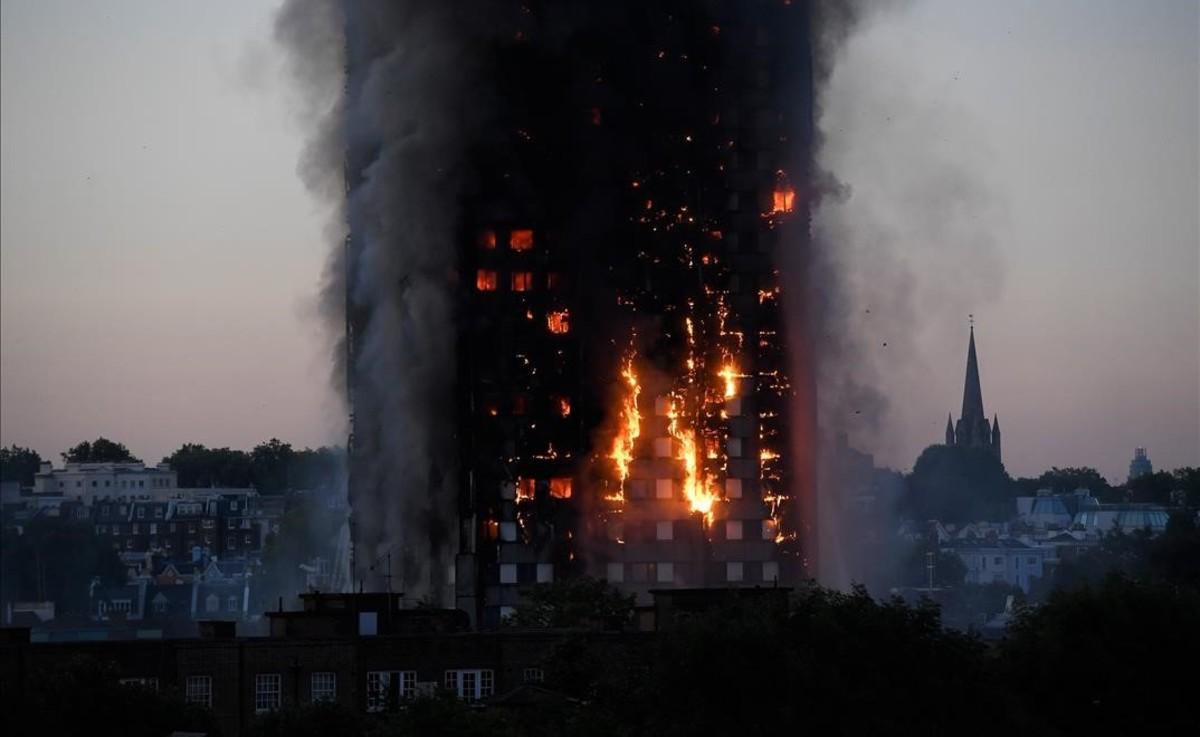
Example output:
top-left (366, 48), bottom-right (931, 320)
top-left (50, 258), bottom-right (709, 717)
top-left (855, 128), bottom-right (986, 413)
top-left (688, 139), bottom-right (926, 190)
top-left (1127, 447), bottom-right (1153, 482)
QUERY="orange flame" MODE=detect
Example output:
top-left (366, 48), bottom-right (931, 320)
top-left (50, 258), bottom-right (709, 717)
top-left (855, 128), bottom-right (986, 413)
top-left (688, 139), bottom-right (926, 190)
top-left (772, 186), bottom-right (795, 214)
top-left (607, 354), bottom-right (641, 501)
top-left (718, 361), bottom-right (738, 400)
top-left (546, 310), bottom-right (570, 334)
top-left (666, 397), bottom-right (719, 523)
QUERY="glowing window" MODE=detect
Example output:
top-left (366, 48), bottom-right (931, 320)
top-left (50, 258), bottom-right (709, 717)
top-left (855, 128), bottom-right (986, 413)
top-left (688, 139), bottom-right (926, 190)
top-left (656, 479), bottom-right (673, 499)
top-left (546, 310), bottom-right (570, 334)
top-left (772, 186), bottom-right (795, 214)
top-left (555, 396), bottom-right (571, 417)
top-left (476, 270), bottom-right (498, 291)
top-left (509, 229), bottom-right (534, 251)
top-left (482, 519), bottom-right (499, 541)
top-left (725, 478), bottom-right (743, 499)
top-left (725, 520), bottom-right (743, 541)
top-left (516, 478), bottom-right (536, 502)
top-left (546, 272), bottom-right (561, 289)
top-left (511, 271), bottom-right (534, 291)
top-left (478, 230), bottom-right (497, 249)
top-left (549, 478), bottom-right (573, 499)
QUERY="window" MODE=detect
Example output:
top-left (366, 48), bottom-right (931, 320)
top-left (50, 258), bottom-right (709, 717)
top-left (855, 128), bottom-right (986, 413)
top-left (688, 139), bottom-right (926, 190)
top-left (762, 519), bottom-right (777, 541)
top-left (230, 501), bottom-right (238, 511)
top-left (499, 564), bottom-right (518, 585)
top-left (105, 480), bottom-right (111, 487)
top-left (511, 271), bottom-right (534, 292)
top-left (500, 521), bottom-right (517, 542)
top-left (762, 561), bottom-right (780, 582)
top-left (654, 437), bottom-right (673, 458)
top-left (523, 667), bottom-right (544, 684)
top-left (137, 507), bottom-right (145, 519)
top-left (725, 520), bottom-right (743, 541)
top-left (311, 672), bottom-right (336, 703)
top-left (444, 670), bottom-right (494, 701)
top-left (206, 594), bottom-right (219, 613)
top-left (111, 600), bottom-right (132, 614)
top-left (726, 561), bottom-right (744, 582)
top-left (606, 562), bottom-right (624, 583)
top-left (97, 525), bottom-right (107, 534)
top-left (548, 477), bottom-right (572, 499)
top-left (92, 481), bottom-right (98, 487)
top-left (255, 674), bottom-right (281, 713)
top-left (994, 556), bottom-right (1003, 566)
top-left (727, 438), bottom-right (743, 457)
top-left (367, 671), bottom-right (415, 712)
top-left (536, 563), bottom-right (554, 583)
top-left (120, 677), bottom-right (159, 691)
top-left (154, 598), bottom-right (168, 614)
top-left (656, 562), bottom-right (675, 583)
top-left (475, 269), bottom-right (498, 291)
top-left (725, 478), bottom-right (743, 499)
top-left (546, 272), bottom-right (561, 289)
top-left (185, 675), bottom-right (212, 707)
top-left (509, 229), bottom-right (534, 251)
top-left (227, 596), bottom-right (239, 613)
top-left (479, 229), bottom-right (497, 249)
top-left (656, 521), bottom-right (674, 541)
top-left (656, 479), bottom-right (673, 499)
top-left (546, 309), bottom-right (570, 334)
top-left (132, 523), bottom-right (140, 534)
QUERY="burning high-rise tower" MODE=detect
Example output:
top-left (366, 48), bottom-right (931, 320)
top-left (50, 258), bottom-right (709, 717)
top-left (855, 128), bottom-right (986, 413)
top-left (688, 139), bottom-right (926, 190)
top-left (338, 0), bottom-right (817, 626)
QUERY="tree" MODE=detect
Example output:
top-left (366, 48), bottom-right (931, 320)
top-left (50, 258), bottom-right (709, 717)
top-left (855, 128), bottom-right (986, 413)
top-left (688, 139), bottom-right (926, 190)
top-left (62, 437), bottom-right (139, 464)
top-left (1127, 470), bottom-right (1175, 505)
top-left (905, 444), bottom-right (1014, 523)
top-left (506, 576), bottom-right (634, 629)
top-left (251, 438), bottom-right (296, 494)
top-left (0, 444), bottom-right (42, 486)
top-left (162, 443), bottom-right (253, 488)
top-left (1029, 466), bottom-right (1118, 501)
top-left (1172, 467), bottom-right (1200, 506)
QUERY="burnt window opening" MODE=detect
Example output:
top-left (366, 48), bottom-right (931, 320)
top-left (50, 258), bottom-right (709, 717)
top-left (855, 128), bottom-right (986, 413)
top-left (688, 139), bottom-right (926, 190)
top-left (479, 229), bottom-right (497, 250)
top-left (511, 271), bottom-right (534, 292)
top-left (476, 269), bottom-right (499, 291)
top-left (546, 309), bottom-right (570, 334)
top-left (509, 229), bottom-right (534, 252)
top-left (546, 272), bottom-right (562, 289)
top-left (549, 478), bottom-right (573, 499)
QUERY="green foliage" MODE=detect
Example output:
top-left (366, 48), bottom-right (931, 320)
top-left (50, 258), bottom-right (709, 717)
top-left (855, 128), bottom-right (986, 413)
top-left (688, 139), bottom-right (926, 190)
top-left (1173, 466), bottom-right (1200, 506)
top-left (506, 575), bottom-right (635, 629)
top-left (1127, 470), bottom-right (1175, 505)
top-left (905, 444), bottom-right (1014, 522)
top-left (161, 441), bottom-right (343, 493)
top-left (61, 437), bottom-right (140, 464)
top-left (2, 656), bottom-right (220, 737)
top-left (1028, 465), bottom-right (1118, 501)
top-left (0, 444), bottom-right (41, 485)
top-left (1001, 576), bottom-right (1200, 735)
top-left (0, 517), bottom-right (125, 614)
top-left (1048, 515), bottom-right (1200, 593)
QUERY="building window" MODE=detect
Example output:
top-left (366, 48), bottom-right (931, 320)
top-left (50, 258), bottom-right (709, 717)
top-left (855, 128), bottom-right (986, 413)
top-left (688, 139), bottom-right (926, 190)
top-left (725, 520), bottom-right (743, 541)
top-left (656, 521), bottom-right (674, 541)
top-left (725, 478), bottom-right (743, 499)
top-left (726, 561), bottom-right (744, 582)
top-left (119, 677), bottom-right (159, 691)
top-left (546, 309), bottom-right (570, 334)
top-left (536, 563), bottom-right (554, 584)
top-left (111, 600), bottom-right (132, 615)
top-left (479, 229), bottom-right (497, 249)
top-left (137, 507), bottom-right (145, 519)
top-left (761, 519), bottom-right (777, 541)
top-left (762, 561), bottom-right (780, 582)
top-left (546, 272), bottom-right (561, 289)
top-left (511, 271), bottom-right (534, 292)
top-left (499, 564), bottom-right (518, 585)
top-left (509, 229), bottom-right (534, 251)
top-left (475, 269), bottom-right (498, 291)
top-left (994, 556), bottom-right (1003, 565)
top-left (444, 670), bottom-right (494, 701)
top-left (654, 437), bottom-right (673, 458)
top-left (206, 594), bottom-right (219, 613)
top-left (523, 667), bottom-right (545, 684)
top-left (367, 671), bottom-right (415, 712)
top-left (606, 563), bottom-right (624, 582)
top-left (548, 477), bottom-right (572, 499)
top-left (655, 479), bottom-right (673, 499)
top-left (727, 438), bottom-right (743, 457)
top-left (227, 596), bottom-right (239, 613)
top-left (255, 674), bottom-right (281, 714)
top-left (185, 675), bottom-right (212, 707)
top-left (311, 672), bottom-right (336, 703)
top-left (656, 562), bottom-right (675, 583)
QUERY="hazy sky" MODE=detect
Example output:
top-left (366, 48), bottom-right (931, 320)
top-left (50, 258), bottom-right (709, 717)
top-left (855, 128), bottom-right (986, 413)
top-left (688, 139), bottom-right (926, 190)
top-left (2, 0), bottom-right (1197, 481)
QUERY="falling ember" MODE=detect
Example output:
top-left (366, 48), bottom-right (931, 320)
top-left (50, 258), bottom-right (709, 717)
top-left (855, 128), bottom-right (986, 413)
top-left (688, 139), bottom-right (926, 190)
top-left (607, 353), bottom-right (642, 500)
top-left (546, 310), bottom-right (570, 334)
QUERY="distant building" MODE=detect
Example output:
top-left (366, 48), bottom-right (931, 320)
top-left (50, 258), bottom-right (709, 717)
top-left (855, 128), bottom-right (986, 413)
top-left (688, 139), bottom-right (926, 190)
top-left (1073, 504), bottom-right (1170, 537)
top-left (1127, 447), bottom-right (1153, 481)
top-left (32, 460), bottom-right (177, 502)
top-left (943, 325), bottom-right (1002, 462)
top-left (942, 537), bottom-right (1047, 593)
top-left (1015, 489), bottom-right (1099, 531)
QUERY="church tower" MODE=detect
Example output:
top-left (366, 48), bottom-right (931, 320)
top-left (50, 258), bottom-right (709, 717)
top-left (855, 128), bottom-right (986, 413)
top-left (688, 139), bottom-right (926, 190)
top-left (945, 325), bottom-right (1001, 461)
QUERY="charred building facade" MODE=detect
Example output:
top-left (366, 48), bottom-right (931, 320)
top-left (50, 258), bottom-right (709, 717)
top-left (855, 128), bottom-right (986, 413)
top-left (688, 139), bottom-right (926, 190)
top-left (345, 1), bottom-right (815, 627)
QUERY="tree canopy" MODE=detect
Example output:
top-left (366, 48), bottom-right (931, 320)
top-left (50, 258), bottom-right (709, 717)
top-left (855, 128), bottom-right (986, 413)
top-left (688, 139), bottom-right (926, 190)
top-left (0, 444), bottom-right (42, 486)
top-left (160, 441), bottom-right (344, 493)
top-left (61, 437), bottom-right (140, 464)
top-left (905, 444), bottom-right (1014, 523)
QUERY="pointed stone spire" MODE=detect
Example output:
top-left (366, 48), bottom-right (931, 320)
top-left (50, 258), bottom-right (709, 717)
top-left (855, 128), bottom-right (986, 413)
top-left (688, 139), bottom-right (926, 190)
top-left (945, 414), bottom-right (955, 445)
top-left (991, 413), bottom-right (1002, 461)
top-left (961, 325), bottom-right (985, 425)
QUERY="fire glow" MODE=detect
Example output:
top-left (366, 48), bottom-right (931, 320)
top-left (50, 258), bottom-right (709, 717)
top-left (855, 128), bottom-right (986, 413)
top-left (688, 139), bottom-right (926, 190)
top-left (607, 353), bottom-right (642, 501)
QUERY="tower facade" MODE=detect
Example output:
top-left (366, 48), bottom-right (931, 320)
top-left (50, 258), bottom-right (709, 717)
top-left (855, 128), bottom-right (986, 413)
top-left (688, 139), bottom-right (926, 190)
top-left (945, 326), bottom-right (1002, 461)
top-left (346, 1), bottom-right (815, 626)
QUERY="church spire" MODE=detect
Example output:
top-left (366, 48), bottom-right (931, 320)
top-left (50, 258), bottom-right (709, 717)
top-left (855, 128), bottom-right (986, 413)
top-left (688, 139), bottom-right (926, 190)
top-left (945, 414), bottom-right (955, 445)
top-left (961, 324), bottom-right (985, 424)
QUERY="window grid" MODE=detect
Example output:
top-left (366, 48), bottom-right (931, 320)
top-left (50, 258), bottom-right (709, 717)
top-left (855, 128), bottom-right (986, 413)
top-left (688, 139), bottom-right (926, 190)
top-left (311, 672), bottom-right (336, 703)
top-left (185, 675), bottom-right (212, 707)
top-left (255, 673), bottom-right (281, 714)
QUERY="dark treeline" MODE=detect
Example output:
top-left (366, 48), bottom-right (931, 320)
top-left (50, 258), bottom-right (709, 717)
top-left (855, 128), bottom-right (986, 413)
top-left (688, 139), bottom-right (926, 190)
top-left (903, 444), bottom-right (1199, 524)
top-left (0, 439), bottom-right (345, 494)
